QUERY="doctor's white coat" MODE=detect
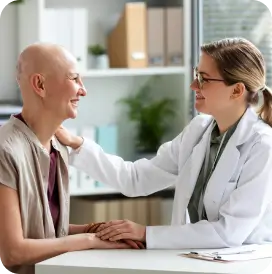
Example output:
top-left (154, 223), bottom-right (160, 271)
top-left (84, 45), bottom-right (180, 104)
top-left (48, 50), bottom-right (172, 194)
top-left (69, 108), bottom-right (272, 249)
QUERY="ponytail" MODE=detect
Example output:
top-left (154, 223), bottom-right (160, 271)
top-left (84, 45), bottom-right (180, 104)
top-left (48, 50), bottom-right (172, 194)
top-left (258, 86), bottom-right (272, 127)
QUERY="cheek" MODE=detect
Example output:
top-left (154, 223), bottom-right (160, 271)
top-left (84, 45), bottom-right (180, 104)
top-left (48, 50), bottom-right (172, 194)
top-left (202, 87), bottom-right (229, 103)
top-left (60, 83), bottom-right (77, 102)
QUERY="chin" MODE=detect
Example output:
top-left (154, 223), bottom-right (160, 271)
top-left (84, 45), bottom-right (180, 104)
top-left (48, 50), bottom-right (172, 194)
top-left (67, 109), bottom-right (78, 119)
top-left (195, 103), bottom-right (211, 115)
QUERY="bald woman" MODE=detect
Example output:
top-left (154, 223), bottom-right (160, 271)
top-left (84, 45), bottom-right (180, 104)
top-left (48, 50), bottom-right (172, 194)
top-left (0, 43), bottom-right (129, 274)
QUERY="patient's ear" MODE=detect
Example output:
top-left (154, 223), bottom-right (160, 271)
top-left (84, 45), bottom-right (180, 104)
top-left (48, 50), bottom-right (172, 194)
top-left (31, 74), bottom-right (46, 98)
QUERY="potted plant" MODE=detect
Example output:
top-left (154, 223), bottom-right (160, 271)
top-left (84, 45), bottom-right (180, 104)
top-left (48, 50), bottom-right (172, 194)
top-left (118, 77), bottom-right (176, 159)
top-left (88, 44), bottom-right (109, 69)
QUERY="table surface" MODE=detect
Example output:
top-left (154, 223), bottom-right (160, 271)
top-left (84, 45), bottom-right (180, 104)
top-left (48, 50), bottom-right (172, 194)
top-left (35, 249), bottom-right (272, 274)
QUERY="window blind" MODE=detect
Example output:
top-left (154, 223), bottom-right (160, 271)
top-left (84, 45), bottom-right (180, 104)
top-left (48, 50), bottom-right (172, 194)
top-left (202, 0), bottom-right (272, 86)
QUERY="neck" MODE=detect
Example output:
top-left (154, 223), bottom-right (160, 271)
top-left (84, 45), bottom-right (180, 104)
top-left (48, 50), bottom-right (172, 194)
top-left (214, 106), bottom-right (247, 134)
top-left (21, 107), bottom-right (63, 152)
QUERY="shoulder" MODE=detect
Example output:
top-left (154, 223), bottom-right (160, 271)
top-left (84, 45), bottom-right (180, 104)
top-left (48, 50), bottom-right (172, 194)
top-left (182, 114), bottom-right (213, 137)
top-left (170, 114), bottom-right (213, 153)
top-left (0, 120), bottom-right (29, 155)
top-left (243, 120), bottom-right (272, 163)
top-left (250, 119), bottom-right (272, 149)
top-left (254, 119), bottom-right (272, 140)
top-left (0, 126), bottom-right (20, 190)
top-left (188, 113), bottom-right (213, 129)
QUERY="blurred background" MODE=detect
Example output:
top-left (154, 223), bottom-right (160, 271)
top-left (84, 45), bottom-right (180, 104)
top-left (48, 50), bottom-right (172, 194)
top-left (0, 0), bottom-right (271, 226)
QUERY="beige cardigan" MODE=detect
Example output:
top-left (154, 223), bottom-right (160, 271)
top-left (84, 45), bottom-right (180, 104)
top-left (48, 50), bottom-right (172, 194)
top-left (0, 116), bottom-right (70, 274)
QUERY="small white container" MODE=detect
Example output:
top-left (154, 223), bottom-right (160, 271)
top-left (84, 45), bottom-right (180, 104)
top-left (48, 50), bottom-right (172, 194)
top-left (92, 54), bottom-right (109, 70)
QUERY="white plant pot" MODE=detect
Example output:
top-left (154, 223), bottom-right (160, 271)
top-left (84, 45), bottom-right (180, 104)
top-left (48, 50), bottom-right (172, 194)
top-left (92, 54), bottom-right (109, 70)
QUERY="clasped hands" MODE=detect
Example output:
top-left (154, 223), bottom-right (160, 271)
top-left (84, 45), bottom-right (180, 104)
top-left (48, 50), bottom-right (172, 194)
top-left (87, 220), bottom-right (146, 249)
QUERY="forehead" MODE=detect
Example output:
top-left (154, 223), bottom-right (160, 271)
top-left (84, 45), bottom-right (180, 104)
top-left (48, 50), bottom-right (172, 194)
top-left (53, 53), bottom-right (78, 79)
top-left (197, 52), bottom-right (221, 77)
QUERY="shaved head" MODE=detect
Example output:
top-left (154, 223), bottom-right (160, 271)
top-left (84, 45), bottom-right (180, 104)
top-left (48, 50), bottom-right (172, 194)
top-left (17, 43), bottom-right (77, 83)
top-left (16, 43), bottom-right (86, 122)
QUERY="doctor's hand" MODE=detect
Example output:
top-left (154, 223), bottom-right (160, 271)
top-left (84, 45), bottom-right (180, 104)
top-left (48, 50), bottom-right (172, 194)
top-left (55, 126), bottom-right (84, 150)
top-left (88, 233), bottom-right (132, 249)
top-left (95, 220), bottom-right (146, 243)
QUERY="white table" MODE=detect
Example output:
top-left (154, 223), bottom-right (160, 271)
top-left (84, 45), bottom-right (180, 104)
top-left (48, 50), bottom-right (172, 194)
top-left (35, 249), bottom-right (272, 274)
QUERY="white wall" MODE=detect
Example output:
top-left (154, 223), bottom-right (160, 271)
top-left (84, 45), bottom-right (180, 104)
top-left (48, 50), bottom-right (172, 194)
top-left (0, 3), bottom-right (19, 100)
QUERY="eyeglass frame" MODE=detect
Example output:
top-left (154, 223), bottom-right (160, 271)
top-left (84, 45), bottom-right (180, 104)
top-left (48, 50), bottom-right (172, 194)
top-left (193, 67), bottom-right (225, 89)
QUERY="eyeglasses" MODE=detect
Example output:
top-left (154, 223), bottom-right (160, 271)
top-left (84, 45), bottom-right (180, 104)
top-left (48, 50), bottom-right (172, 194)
top-left (194, 68), bottom-right (225, 89)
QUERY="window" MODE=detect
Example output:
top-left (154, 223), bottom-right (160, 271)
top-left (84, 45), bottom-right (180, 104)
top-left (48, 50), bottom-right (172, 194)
top-left (202, 0), bottom-right (272, 86)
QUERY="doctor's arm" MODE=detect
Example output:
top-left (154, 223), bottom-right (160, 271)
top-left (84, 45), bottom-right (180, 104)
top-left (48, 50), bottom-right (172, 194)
top-left (147, 137), bottom-right (272, 249)
top-left (56, 126), bottom-right (182, 197)
top-left (97, 137), bottom-right (272, 249)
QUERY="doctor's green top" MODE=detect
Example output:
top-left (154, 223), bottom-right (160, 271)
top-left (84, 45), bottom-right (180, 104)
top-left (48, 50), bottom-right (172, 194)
top-left (188, 119), bottom-right (240, 223)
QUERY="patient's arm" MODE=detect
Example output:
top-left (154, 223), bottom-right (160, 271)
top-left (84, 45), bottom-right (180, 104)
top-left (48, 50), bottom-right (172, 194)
top-left (0, 184), bottom-right (129, 268)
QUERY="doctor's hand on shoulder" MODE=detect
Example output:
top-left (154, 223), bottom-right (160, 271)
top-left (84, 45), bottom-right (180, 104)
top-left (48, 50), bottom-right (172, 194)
top-left (56, 125), bottom-right (84, 149)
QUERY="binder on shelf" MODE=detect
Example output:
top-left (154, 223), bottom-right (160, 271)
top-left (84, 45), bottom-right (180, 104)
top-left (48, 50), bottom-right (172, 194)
top-left (165, 7), bottom-right (184, 66)
top-left (121, 199), bottom-right (136, 222)
top-left (43, 8), bottom-right (88, 71)
top-left (149, 197), bottom-right (161, 226)
top-left (70, 198), bottom-right (107, 224)
top-left (64, 126), bottom-right (79, 194)
top-left (107, 200), bottom-right (121, 221)
top-left (135, 198), bottom-right (148, 225)
top-left (79, 126), bottom-right (96, 191)
top-left (107, 3), bottom-right (147, 68)
top-left (71, 8), bottom-right (88, 71)
top-left (147, 8), bottom-right (165, 67)
top-left (95, 124), bottom-right (118, 188)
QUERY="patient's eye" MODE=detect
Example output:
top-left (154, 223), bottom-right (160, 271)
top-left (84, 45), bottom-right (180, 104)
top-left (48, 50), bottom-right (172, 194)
top-left (68, 73), bottom-right (79, 81)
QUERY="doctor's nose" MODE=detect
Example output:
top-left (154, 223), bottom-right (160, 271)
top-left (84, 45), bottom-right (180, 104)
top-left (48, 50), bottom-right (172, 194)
top-left (190, 79), bottom-right (200, 92)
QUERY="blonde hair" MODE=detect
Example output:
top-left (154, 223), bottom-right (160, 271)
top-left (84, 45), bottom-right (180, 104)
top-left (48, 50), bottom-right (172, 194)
top-left (201, 38), bottom-right (272, 127)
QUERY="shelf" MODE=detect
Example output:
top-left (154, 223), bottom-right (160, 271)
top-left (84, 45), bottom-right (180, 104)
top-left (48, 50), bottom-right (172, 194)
top-left (70, 187), bottom-right (119, 196)
top-left (70, 185), bottom-right (175, 197)
top-left (81, 67), bottom-right (186, 78)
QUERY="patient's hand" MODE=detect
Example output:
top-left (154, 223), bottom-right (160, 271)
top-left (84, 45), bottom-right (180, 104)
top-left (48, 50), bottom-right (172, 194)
top-left (95, 220), bottom-right (146, 243)
top-left (55, 126), bottom-right (83, 150)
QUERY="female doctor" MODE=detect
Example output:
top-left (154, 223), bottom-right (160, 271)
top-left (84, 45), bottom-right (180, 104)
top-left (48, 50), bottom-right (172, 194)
top-left (56, 37), bottom-right (272, 249)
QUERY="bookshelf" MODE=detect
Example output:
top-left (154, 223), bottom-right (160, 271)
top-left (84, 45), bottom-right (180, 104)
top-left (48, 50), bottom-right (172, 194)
top-left (81, 66), bottom-right (187, 78)
top-left (15, 0), bottom-right (193, 196)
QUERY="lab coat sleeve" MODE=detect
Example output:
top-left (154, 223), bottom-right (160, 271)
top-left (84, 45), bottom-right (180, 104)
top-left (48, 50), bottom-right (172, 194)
top-left (69, 132), bottom-right (183, 197)
top-left (146, 136), bottom-right (272, 249)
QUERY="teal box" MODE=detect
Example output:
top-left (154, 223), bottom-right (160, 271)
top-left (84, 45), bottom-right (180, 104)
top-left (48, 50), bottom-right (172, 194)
top-left (95, 124), bottom-right (118, 187)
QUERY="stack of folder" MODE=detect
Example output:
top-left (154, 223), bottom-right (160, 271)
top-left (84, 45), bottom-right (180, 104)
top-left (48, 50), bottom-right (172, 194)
top-left (70, 196), bottom-right (163, 226)
top-left (107, 2), bottom-right (184, 68)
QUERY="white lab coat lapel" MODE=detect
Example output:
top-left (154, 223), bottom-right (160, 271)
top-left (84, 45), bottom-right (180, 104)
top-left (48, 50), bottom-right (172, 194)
top-left (172, 117), bottom-right (214, 225)
top-left (188, 123), bottom-right (213, 196)
top-left (203, 108), bottom-right (258, 221)
top-left (203, 138), bottom-right (240, 221)
top-left (183, 120), bottom-right (214, 215)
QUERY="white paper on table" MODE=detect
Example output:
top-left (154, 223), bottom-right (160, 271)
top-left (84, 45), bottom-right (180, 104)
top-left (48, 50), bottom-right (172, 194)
top-left (180, 244), bottom-right (272, 262)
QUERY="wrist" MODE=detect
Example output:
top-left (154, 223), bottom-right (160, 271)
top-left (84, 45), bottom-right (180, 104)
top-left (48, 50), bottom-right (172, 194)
top-left (71, 136), bottom-right (84, 150)
top-left (142, 226), bottom-right (147, 242)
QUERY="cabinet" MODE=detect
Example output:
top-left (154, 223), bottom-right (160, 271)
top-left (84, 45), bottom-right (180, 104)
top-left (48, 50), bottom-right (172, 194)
top-left (16, 0), bottom-right (193, 196)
